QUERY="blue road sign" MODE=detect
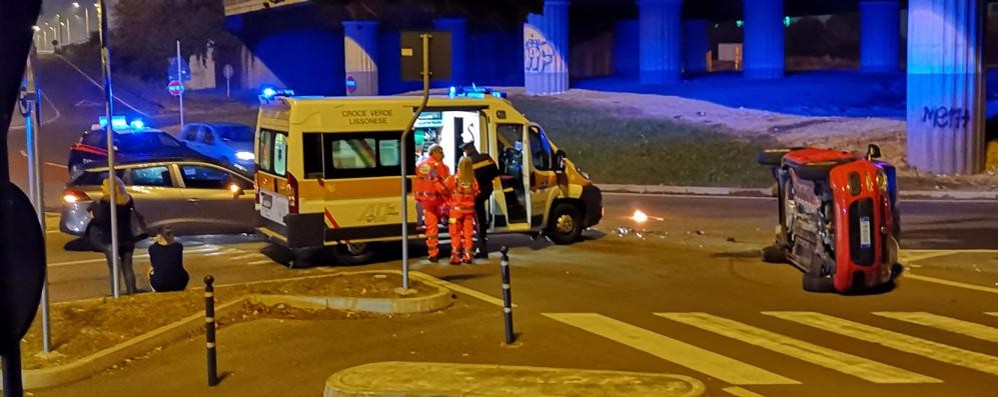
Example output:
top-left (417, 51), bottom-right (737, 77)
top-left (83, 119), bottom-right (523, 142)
top-left (168, 56), bottom-right (191, 82)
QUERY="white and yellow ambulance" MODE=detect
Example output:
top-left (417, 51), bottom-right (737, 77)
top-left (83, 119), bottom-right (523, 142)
top-left (253, 86), bottom-right (602, 264)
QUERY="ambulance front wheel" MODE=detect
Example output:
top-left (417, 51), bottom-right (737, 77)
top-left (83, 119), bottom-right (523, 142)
top-left (331, 242), bottom-right (375, 266)
top-left (547, 203), bottom-right (583, 245)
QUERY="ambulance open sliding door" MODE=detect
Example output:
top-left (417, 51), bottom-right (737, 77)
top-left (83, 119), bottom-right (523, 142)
top-left (494, 123), bottom-right (530, 231)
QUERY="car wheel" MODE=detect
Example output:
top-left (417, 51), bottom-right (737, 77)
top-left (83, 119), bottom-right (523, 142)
top-left (756, 149), bottom-right (790, 166)
top-left (796, 163), bottom-right (837, 181)
top-left (330, 242), bottom-right (375, 266)
top-left (546, 203), bottom-right (583, 245)
top-left (762, 245), bottom-right (787, 264)
top-left (802, 274), bottom-right (836, 293)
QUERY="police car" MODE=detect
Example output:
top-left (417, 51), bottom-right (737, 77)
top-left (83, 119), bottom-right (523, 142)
top-left (68, 116), bottom-right (201, 180)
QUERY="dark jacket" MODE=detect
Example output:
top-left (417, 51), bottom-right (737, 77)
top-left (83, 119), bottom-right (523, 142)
top-left (469, 152), bottom-right (500, 197)
top-left (88, 199), bottom-right (137, 247)
top-left (148, 242), bottom-right (189, 292)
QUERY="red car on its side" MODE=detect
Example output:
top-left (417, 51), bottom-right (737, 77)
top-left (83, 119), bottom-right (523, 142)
top-left (758, 145), bottom-right (900, 293)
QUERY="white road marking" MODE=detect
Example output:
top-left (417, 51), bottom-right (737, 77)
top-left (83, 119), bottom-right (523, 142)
top-left (656, 312), bottom-right (940, 384)
top-left (56, 55), bottom-right (151, 118)
top-left (764, 311), bottom-right (998, 377)
top-left (987, 313), bottom-right (998, 318)
top-left (411, 271), bottom-right (515, 308)
top-left (204, 248), bottom-right (242, 257)
top-left (873, 312), bottom-right (998, 343)
top-left (45, 162), bottom-right (68, 170)
top-left (543, 313), bottom-right (799, 385)
top-left (231, 252), bottom-right (266, 261)
top-left (722, 386), bottom-right (766, 397)
top-left (904, 274), bottom-right (998, 295)
top-left (247, 259), bottom-right (273, 265)
top-left (49, 247), bottom-right (217, 267)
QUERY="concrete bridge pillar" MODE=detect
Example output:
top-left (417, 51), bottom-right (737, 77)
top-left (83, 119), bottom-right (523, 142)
top-left (343, 20), bottom-right (379, 96)
top-left (638, 0), bottom-right (683, 84)
top-left (743, 0), bottom-right (785, 79)
top-left (860, 0), bottom-right (900, 73)
top-left (434, 18), bottom-right (467, 86)
top-left (683, 19), bottom-right (709, 73)
top-left (524, 0), bottom-right (570, 95)
top-left (907, 0), bottom-right (985, 174)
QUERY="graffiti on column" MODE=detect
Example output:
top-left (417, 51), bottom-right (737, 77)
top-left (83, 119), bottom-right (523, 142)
top-left (922, 106), bottom-right (970, 129)
top-left (524, 34), bottom-right (555, 72)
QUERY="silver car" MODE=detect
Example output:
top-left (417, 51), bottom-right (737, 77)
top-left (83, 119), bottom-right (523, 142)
top-left (61, 158), bottom-right (257, 237)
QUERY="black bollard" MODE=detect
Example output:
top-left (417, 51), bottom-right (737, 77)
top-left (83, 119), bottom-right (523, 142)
top-left (204, 275), bottom-right (219, 387)
top-left (500, 247), bottom-right (515, 344)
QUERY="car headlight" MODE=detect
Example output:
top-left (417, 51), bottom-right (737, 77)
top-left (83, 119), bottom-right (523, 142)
top-left (235, 151), bottom-right (255, 161)
top-left (575, 166), bottom-right (591, 181)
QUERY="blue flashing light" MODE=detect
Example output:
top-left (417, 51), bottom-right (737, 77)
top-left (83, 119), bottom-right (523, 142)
top-left (261, 87), bottom-right (277, 98)
top-left (129, 119), bottom-right (145, 129)
top-left (449, 85), bottom-right (507, 99)
top-left (98, 115), bottom-right (128, 129)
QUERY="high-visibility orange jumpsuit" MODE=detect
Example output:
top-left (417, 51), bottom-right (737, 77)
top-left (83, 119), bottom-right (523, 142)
top-left (415, 157), bottom-right (450, 259)
top-left (445, 176), bottom-right (479, 264)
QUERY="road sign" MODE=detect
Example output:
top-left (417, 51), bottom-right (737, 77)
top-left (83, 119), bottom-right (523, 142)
top-left (345, 75), bottom-right (357, 94)
top-left (168, 56), bottom-right (191, 82)
top-left (223, 64), bottom-right (233, 79)
top-left (168, 80), bottom-right (184, 96)
top-left (0, 183), bottom-right (46, 354)
top-left (400, 31), bottom-right (452, 81)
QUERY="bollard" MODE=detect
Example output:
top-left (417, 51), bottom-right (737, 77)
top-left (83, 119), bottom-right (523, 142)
top-left (500, 247), bottom-right (515, 344)
top-left (204, 275), bottom-right (219, 387)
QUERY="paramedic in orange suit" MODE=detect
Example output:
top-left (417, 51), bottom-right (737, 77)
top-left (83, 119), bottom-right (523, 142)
top-left (414, 144), bottom-right (450, 262)
top-left (445, 157), bottom-right (480, 265)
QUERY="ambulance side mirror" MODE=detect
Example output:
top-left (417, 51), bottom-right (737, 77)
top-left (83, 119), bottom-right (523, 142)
top-left (554, 150), bottom-right (567, 172)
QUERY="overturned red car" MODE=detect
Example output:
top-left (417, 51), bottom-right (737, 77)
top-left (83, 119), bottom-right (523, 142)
top-left (758, 145), bottom-right (900, 293)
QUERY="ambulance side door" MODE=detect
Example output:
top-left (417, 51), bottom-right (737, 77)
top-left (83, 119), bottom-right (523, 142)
top-left (525, 124), bottom-right (559, 229)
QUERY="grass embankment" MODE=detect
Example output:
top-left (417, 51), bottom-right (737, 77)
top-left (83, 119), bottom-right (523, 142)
top-left (508, 95), bottom-right (775, 188)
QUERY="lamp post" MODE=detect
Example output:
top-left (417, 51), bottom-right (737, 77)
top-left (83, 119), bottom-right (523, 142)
top-left (73, 2), bottom-right (90, 39)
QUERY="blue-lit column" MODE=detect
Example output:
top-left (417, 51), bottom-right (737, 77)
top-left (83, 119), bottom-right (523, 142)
top-left (343, 20), bottom-right (378, 96)
top-left (524, 0), bottom-right (570, 95)
top-left (743, 0), bottom-right (784, 79)
top-left (638, 0), bottom-right (682, 84)
top-left (907, 0), bottom-right (985, 174)
top-left (860, 0), bottom-right (900, 73)
top-left (434, 18), bottom-right (467, 86)
top-left (683, 19), bottom-right (709, 73)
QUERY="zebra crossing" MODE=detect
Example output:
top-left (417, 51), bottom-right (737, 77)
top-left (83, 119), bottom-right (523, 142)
top-left (544, 310), bottom-right (998, 386)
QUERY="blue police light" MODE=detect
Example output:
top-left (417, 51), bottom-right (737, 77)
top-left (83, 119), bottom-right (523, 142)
top-left (129, 119), bottom-right (145, 129)
top-left (98, 115), bottom-right (129, 129)
top-left (449, 85), bottom-right (507, 99)
top-left (261, 87), bottom-right (277, 98)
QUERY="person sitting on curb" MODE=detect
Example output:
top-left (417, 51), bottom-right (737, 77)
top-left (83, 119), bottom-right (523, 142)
top-left (147, 226), bottom-right (189, 292)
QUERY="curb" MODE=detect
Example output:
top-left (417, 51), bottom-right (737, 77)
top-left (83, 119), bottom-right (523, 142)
top-left (9, 299), bottom-right (246, 390)
top-left (9, 271), bottom-right (451, 390)
top-left (248, 273), bottom-right (454, 314)
top-left (598, 183), bottom-right (998, 201)
top-left (323, 361), bottom-right (706, 397)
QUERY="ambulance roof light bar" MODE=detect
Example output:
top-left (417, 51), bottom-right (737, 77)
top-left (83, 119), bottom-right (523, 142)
top-left (259, 86), bottom-right (295, 104)
top-left (449, 84), bottom-right (507, 99)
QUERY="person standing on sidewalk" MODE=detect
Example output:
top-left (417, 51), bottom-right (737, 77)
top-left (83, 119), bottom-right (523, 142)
top-left (462, 142), bottom-right (500, 258)
top-left (414, 144), bottom-right (450, 262)
top-left (147, 226), bottom-right (189, 292)
top-left (445, 157), bottom-right (480, 265)
top-left (88, 176), bottom-right (144, 295)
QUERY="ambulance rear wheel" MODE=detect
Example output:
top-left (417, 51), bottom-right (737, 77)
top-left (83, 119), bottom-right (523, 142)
top-left (331, 243), bottom-right (375, 266)
top-left (547, 203), bottom-right (582, 245)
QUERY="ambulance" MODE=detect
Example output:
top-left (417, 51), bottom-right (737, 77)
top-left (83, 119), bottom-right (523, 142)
top-left (253, 86), bottom-right (603, 264)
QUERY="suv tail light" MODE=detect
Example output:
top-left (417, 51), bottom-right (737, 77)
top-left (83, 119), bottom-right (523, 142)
top-left (63, 189), bottom-right (91, 204)
top-left (286, 172), bottom-right (299, 214)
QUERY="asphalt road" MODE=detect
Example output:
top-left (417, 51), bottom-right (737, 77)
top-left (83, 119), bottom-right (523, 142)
top-left (33, 193), bottom-right (998, 396)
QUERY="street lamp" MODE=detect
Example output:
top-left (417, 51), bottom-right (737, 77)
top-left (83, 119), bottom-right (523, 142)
top-left (73, 2), bottom-right (90, 38)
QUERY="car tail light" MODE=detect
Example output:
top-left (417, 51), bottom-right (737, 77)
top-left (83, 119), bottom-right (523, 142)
top-left (286, 172), bottom-right (299, 214)
top-left (63, 189), bottom-right (91, 204)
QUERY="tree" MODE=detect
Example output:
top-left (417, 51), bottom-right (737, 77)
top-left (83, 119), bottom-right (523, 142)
top-left (111, 0), bottom-right (240, 81)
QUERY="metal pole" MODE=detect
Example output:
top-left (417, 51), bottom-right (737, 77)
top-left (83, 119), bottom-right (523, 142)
top-left (24, 47), bottom-right (52, 353)
top-left (176, 40), bottom-right (185, 131)
top-left (399, 33), bottom-right (432, 290)
top-left (226, 77), bottom-right (230, 98)
top-left (97, 0), bottom-right (120, 298)
top-left (204, 275), bottom-right (219, 386)
top-left (2, 345), bottom-right (24, 397)
top-left (85, 8), bottom-right (90, 37)
top-left (66, 17), bottom-right (72, 44)
top-left (500, 246), bottom-right (515, 344)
